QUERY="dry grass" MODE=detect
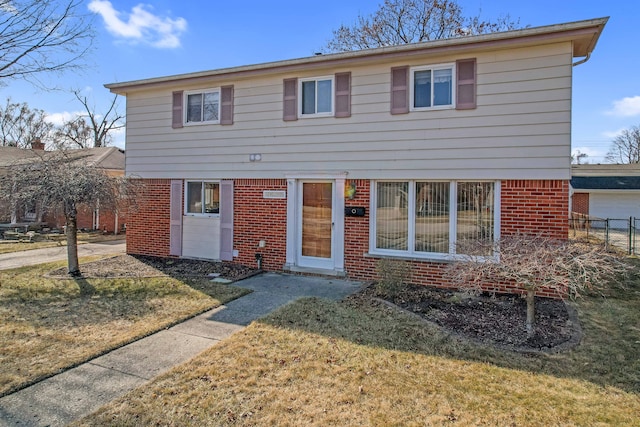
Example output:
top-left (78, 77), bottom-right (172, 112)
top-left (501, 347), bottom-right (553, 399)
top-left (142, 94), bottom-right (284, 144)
top-left (0, 258), bottom-right (250, 396)
top-left (77, 272), bottom-right (640, 426)
top-left (0, 232), bottom-right (123, 254)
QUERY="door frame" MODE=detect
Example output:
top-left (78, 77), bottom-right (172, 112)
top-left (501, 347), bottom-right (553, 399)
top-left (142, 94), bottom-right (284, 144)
top-left (297, 180), bottom-right (334, 270)
top-left (285, 173), bottom-right (345, 274)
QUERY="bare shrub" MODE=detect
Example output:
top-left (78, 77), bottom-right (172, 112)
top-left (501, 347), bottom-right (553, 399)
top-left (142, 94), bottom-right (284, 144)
top-left (445, 235), bottom-right (632, 337)
top-left (375, 258), bottom-right (411, 298)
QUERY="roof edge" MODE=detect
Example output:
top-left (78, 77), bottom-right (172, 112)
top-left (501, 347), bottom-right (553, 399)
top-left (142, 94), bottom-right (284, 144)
top-left (106, 17), bottom-right (608, 94)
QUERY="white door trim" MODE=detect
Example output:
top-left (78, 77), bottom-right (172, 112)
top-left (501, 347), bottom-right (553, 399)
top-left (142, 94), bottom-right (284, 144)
top-left (284, 174), bottom-right (345, 275)
top-left (297, 180), bottom-right (334, 270)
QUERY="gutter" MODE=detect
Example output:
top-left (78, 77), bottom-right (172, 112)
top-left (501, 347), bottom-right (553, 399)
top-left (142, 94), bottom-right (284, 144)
top-left (572, 52), bottom-right (591, 67)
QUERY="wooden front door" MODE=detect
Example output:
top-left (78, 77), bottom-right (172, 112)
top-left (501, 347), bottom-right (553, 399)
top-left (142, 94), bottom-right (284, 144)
top-left (298, 181), bottom-right (334, 269)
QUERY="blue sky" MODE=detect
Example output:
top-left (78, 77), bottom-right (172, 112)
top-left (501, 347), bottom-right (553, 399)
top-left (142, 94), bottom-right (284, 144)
top-left (1, 0), bottom-right (637, 163)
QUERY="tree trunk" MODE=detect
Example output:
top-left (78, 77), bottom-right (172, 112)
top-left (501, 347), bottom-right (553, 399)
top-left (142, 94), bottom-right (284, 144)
top-left (526, 289), bottom-right (535, 338)
top-left (65, 202), bottom-right (80, 277)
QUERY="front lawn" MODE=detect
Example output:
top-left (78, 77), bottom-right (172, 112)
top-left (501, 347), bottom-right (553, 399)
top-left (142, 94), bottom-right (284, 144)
top-left (76, 273), bottom-right (640, 426)
top-left (0, 258), bottom-right (250, 397)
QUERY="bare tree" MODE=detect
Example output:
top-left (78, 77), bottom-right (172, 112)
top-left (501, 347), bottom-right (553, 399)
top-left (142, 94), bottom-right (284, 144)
top-left (0, 149), bottom-right (137, 275)
top-left (0, 0), bottom-right (93, 85)
top-left (605, 125), bottom-right (640, 164)
top-left (0, 98), bottom-right (53, 147)
top-left (323, 0), bottom-right (522, 52)
top-left (445, 235), bottom-right (630, 337)
top-left (54, 91), bottom-right (124, 148)
top-left (54, 116), bottom-right (91, 148)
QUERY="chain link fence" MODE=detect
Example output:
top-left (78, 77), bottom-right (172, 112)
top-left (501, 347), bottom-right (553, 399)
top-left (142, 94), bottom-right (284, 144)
top-left (570, 214), bottom-right (639, 254)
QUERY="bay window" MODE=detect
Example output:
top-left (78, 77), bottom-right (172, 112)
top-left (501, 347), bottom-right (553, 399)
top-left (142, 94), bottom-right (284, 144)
top-left (372, 180), bottom-right (498, 258)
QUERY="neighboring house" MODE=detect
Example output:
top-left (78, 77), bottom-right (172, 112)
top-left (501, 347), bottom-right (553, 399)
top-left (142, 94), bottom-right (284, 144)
top-left (0, 144), bottom-right (127, 233)
top-left (571, 163), bottom-right (640, 219)
top-left (106, 18), bottom-right (606, 295)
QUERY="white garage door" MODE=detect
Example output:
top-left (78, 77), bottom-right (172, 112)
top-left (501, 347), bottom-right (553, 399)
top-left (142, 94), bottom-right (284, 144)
top-left (589, 192), bottom-right (640, 219)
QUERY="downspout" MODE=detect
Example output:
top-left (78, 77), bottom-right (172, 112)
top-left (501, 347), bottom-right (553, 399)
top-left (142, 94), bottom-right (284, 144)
top-left (572, 53), bottom-right (591, 67)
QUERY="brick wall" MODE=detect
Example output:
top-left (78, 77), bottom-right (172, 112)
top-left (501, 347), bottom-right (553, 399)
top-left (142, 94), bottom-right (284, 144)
top-left (500, 180), bottom-right (569, 238)
top-left (233, 179), bottom-right (287, 271)
top-left (129, 178), bottom-right (569, 298)
top-left (126, 179), bottom-right (172, 257)
top-left (344, 180), bottom-right (377, 281)
top-left (571, 192), bottom-right (589, 215)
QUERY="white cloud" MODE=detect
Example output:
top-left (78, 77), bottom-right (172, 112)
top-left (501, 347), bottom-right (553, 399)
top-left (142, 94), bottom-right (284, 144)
top-left (45, 111), bottom-right (84, 127)
top-left (88, 1), bottom-right (187, 49)
top-left (606, 96), bottom-right (640, 117)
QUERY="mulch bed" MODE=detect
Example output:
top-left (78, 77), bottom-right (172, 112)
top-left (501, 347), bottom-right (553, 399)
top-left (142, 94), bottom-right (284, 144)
top-left (48, 254), bottom-right (259, 281)
top-left (48, 256), bottom-right (581, 352)
top-left (346, 284), bottom-right (582, 353)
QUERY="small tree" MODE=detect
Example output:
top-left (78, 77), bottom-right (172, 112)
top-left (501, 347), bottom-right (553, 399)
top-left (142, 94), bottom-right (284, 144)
top-left (0, 149), bottom-right (136, 276)
top-left (446, 235), bottom-right (629, 337)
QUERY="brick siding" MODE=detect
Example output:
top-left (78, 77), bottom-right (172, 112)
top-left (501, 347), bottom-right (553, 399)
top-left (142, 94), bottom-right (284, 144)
top-left (130, 178), bottom-right (569, 298)
top-left (500, 180), bottom-right (569, 238)
top-left (571, 192), bottom-right (589, 215)
top-left (126, 179), bottom-right (172, 257)
top-left (233, 179), bottom-right (288, 271)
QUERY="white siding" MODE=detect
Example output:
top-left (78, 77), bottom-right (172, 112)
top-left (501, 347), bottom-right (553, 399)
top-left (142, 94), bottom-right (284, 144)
top-left (181, 216), bottom-right (220, 260)
top-left (589, 192), bottom-right (640, 219)
top-left (124, 42), bottom-right (573, 180)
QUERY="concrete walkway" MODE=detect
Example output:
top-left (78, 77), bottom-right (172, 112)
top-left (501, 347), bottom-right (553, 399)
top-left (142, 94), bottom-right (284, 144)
top-left (0, 272), bottom-right (361, 427)
top-left (0, 240), bottom-right (126, 270)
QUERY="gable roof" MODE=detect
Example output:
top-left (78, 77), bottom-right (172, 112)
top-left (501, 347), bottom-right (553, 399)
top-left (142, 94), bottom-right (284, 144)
top-left (0, 147), bottom-right (125, 170)
top-left (105, 17), bottom-right (608, 95)
top-left (571, 164), bottom-right (640, 190)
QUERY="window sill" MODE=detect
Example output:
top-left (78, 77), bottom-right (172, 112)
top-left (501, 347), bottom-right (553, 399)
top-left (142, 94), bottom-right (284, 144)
top-left (364, 252), bottom-right (455, 264)
top-left (410, 105), bottom-right (454, 112)
top-left (183, 122), bottom-right (220, 127)
top-left (298, 113), bottom-right (334, 119)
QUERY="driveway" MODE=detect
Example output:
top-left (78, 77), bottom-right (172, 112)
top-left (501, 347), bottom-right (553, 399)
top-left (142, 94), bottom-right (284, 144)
top-left (0, 240), bottom-right (126, 270)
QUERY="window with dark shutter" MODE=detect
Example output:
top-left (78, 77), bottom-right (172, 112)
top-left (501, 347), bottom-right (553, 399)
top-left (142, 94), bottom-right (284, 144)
top-left (390, 66), bottom-right (409, 115)
top-left (334, 72), bottom-right (351, 118)
top-left (220, 85), bottom-right (234, 125)
top-left (172, 91), bottom-right (183, 129)
top-left (456, 58), bottom-right (477, 110)
top-left (283, 78), bottom-right (298, 121)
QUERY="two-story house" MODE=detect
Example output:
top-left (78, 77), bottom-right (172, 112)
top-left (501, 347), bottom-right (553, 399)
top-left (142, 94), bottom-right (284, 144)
top-left (106, 17), bottom-right (606, 294)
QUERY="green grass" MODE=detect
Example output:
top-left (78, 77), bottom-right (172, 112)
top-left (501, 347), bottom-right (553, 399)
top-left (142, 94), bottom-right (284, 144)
top-left (76, 270), bottom-right (640, 426)
top-left (0, 258), bottom-right (250, 397)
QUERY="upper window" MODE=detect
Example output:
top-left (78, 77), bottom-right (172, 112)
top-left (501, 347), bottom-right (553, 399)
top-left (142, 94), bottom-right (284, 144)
top-left (372, 180), bottom-right (497, 259)
top-left (299, 76), bottom-right (333, 117)
top-left (411, 64), bottom-right (454, 110)
top-left (186, 181), bottom-right (220, 215)
top-left (185, 89), bottom-right (220, 124)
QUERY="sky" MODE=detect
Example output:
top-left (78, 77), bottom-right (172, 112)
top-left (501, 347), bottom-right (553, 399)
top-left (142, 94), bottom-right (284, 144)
top-left (1, 0), bottom-right (638, 164)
